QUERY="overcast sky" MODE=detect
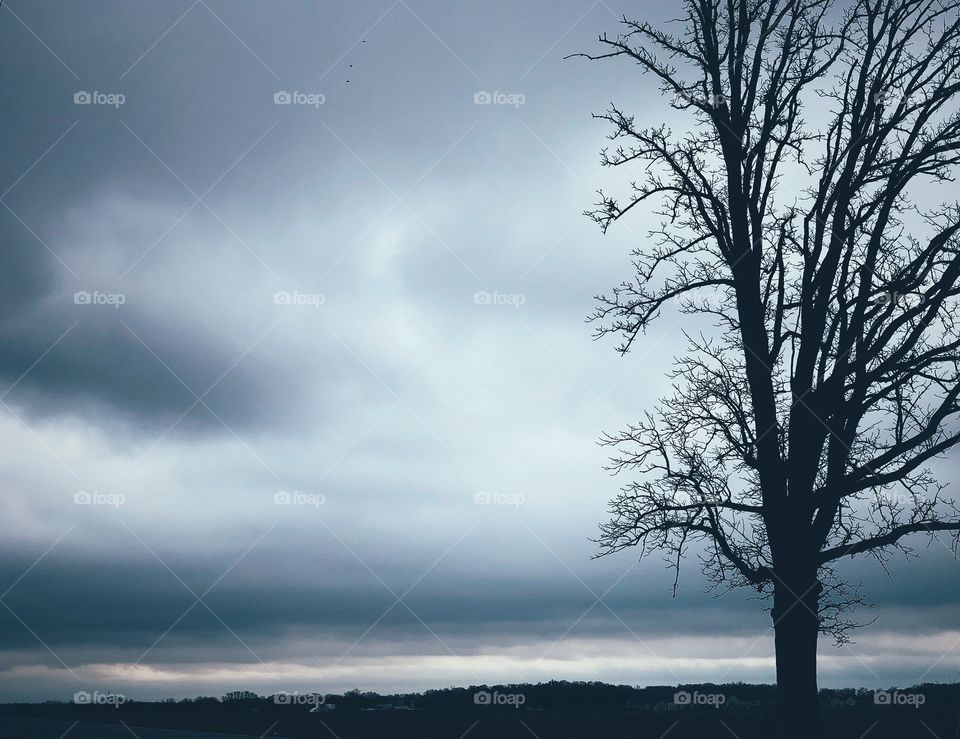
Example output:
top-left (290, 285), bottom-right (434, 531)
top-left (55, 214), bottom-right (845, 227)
top-left (0, 0), bottom-right (957, 703)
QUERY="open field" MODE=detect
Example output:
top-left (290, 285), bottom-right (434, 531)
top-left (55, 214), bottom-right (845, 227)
top-left (1, 708), bottom-right (956, 739)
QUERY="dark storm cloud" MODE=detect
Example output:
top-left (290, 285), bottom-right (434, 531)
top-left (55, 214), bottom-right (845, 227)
top-left (0, 529), bottom-right (956, 659)
top-left (1, 0), bottom-right (577, 433)
top-left (0, 304), bottom-right (282, 433)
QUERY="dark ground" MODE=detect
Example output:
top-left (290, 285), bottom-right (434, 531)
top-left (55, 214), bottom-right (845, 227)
top-left (0, 708), bottom-right (957, 739)
top-left (0, 718), bottom-right (297, 738)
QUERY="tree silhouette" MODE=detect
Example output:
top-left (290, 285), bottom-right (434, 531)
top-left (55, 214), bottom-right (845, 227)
top-left (578, 1), bottom-right (960, 736)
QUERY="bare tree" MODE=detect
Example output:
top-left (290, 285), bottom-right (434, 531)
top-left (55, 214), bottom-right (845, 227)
top-left (578, 0), bottom-right (960, 735)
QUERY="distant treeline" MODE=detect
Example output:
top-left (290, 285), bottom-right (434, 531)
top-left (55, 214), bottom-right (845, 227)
top-left (9, 680), bottom-right (960, 713)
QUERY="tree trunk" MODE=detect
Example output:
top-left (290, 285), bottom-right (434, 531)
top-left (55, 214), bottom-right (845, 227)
top-left (772, 574), bottom-right (822, 739)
